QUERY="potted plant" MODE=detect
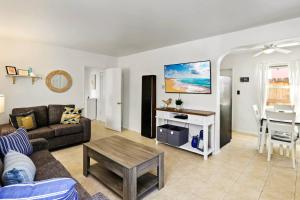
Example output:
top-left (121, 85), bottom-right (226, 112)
top-left (175, 99), bottom-right (183, 110)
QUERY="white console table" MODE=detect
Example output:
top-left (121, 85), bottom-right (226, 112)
top-left (156, 107), bottom-right (215, 160)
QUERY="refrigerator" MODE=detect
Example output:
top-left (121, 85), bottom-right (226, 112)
top-left (220, 76), bottom-right (232, 147)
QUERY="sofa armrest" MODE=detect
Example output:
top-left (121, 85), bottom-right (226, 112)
top-left (30, 138), bottom-right (49, 152)
top-left (0, 124), bottom-right (16, 136)
top-left (80, 117), bottom-right (91, 142)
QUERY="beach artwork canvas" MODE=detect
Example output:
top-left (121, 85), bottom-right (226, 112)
top-left (164, 60), bottom-right (211, 94)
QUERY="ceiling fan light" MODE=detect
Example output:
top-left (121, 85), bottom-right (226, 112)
top-left (264, 48), bottom-right (275, 54)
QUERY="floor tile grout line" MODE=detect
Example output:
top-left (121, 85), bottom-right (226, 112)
top-left (257, 162), bottom-right (272, 200)
top-left (220, 152), bottom-right (259, 200)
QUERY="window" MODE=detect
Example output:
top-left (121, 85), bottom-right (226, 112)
top-left (266, 65), bottom-right (290, 105)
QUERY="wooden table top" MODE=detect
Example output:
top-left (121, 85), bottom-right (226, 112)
top-left (84, 136), bottom-right (163, 169)
top-left (156, 107), bottom-right (215, 116)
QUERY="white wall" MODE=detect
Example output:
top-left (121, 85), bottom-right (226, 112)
top-left (118, 17), bottom-right (300, 152)
top-left (221, 46), bottom-right (300, 134)
top-left (0, 38), bottom-right (117, 124)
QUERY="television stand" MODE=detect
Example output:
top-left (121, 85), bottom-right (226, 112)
top-left (156, 107), bottom-right (215, 160)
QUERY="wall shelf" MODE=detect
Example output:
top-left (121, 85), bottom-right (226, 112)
top-left (6, 75), bottom-right (42, 85)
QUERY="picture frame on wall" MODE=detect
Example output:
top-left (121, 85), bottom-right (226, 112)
top-left (5, 66), bottom-right (17, 75)
top-left (18, 69), bottom-right (29, 76)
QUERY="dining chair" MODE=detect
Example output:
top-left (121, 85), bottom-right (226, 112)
top-left (274, 104), bottom-right (296, 156)
top-left (252, 105), bottom-right (264, 151)
top-left (266, 110), bottom-right (298, 168)
top-left (274, 105), bottom-right (295, 112)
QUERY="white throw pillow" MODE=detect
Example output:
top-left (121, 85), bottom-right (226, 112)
top-left (2, 150), bottom-right (36, 185)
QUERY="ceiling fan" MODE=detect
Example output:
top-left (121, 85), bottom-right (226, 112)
top-left (253, 43), bottom-right (295, 57)
top-left (233, 40), bottom-right (300, 57)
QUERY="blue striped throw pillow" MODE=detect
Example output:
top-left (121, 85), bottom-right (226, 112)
top-left (0, 128), bottom-right (33, 156)
top-left (0, 178), bottom-right (79, 200)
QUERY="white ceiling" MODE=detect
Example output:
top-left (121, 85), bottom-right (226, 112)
top-left (1, 0), bottom-right (300, 57)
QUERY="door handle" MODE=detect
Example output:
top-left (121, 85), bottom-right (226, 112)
top-left (117, 102), bottom-right (122, 105)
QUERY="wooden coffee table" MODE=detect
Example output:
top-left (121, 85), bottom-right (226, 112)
top-left (83, 136), bottom-right (164, 200)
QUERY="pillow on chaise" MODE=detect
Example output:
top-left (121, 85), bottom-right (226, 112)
top-left (0, 128), bottom-right (33, 157)
top-left (0, 178), bottom-right (79, 200)
top-left (61, 107), bottom-right (82, 124)
top-left (2, 150), bottom-right (36, 186)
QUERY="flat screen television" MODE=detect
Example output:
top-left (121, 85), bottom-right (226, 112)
top-left (164, 60), bottom-right (211, 94)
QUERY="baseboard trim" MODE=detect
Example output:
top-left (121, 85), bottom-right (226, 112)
top-left (122, 127), bottom-right (140, 134)
top-left (233, 129), bottom-right (257, 136)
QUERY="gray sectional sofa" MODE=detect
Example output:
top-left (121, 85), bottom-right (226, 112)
top-left (0, 138), bottom-right (108, 200)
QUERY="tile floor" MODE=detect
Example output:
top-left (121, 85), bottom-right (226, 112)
top-left (52, 121), bottom-right (300, 200)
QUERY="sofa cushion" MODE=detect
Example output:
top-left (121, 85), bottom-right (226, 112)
top-left (27, 127), bottom-right (55, 140)
top-left (0, 178), bottom-right (78, 200)
top-left (30, 150), bottom-right (91, 200)
top-left (48, 104), bottom-right (75, 125)
top-left (12, 106), bottom-right (48, 127)
top-left (2, 150), bottom-right (36, 186)
top-left (30, 150), bottom-right (56, 169)
top-left (49, 124), bottom-right (83, 137)
top-left (30, 150), bottom-right (68, 180)
top-left (0, 128), bottom-right (33, 157)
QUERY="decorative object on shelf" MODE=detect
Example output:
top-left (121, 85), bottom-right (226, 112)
top-left (198, 130), bottom-right (204, 150)
top-left (162, 98), bottom-right (172, 108)
top-left (0, 94), bottom-right (5, 114)
top-left (18, 69), bottom-right (29, 76)
top-left (28, 67), bottom-right (35, 77)
top-left (5, 66), bottom-right (41, 84)
top-left (46, 70), bottom-right (72, 93)
top-left (5, 66), bottom-right (17, 75)
top-left (175, 98), bottom-right (183, 110)
top-left (191, 135), bottom-right (199, 148)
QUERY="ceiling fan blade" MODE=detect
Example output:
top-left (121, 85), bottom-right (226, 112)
top-left (233, 44), bottom-right (265, 52)
top-left (277, 42), bottom-right (300, 48)
top-left (232, 48), bottom-right (252, 52)
top-left (274, 48), bottom-right (291, 54)
top-left (248, 45), bottom-right (265, 50)
top-left (253, 51), bottom-right (264, 57)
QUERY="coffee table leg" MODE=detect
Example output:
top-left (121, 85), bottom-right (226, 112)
top-left (123, 167), bottom-right (137, 200)
top-left (83, 145), bottom-right (90, 177)
top-left (158, 153), bottom-right (164, 189)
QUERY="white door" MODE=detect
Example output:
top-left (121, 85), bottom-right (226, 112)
top-left (104, 68), bottom-right (122, 132)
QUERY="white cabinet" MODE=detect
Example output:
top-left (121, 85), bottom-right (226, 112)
top-left (156, 108), bottom-right (215, 160)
